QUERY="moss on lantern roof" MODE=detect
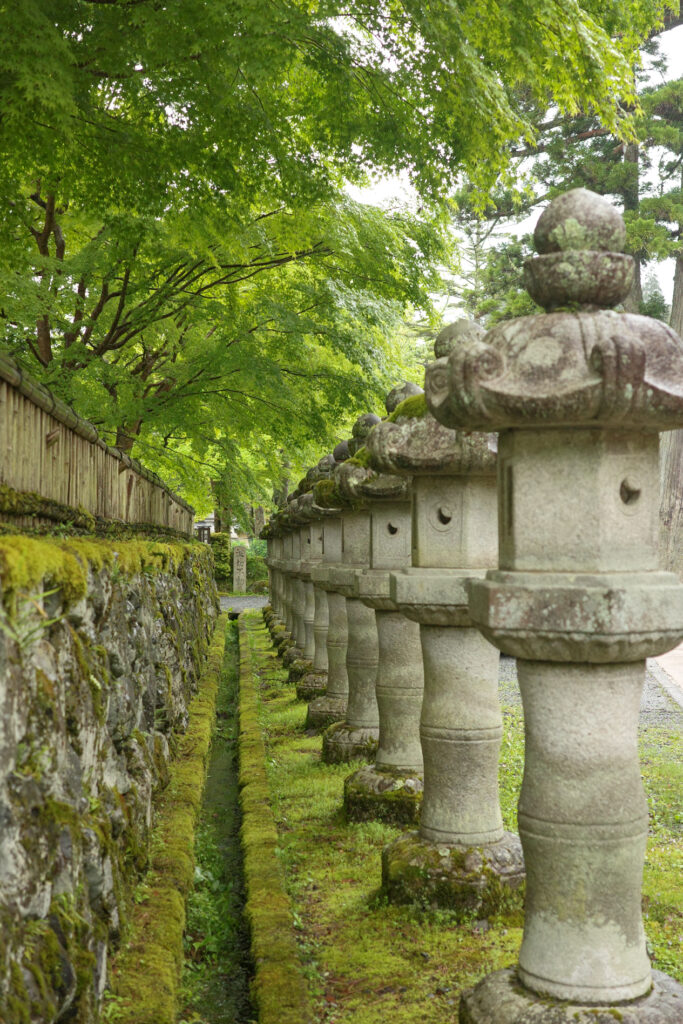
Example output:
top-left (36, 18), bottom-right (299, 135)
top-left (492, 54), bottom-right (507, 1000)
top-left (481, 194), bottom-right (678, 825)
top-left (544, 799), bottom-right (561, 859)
top-left (387, 393), bottom-right (428, 423)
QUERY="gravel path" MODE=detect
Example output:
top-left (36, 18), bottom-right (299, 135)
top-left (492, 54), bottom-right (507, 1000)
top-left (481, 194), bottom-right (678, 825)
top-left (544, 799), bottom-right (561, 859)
top-left (499, 655), bottom-right (682, 729)
top-left (234, 598), bottom-right (681, 729)
top-left (219, 594), bottom-right (268, 613)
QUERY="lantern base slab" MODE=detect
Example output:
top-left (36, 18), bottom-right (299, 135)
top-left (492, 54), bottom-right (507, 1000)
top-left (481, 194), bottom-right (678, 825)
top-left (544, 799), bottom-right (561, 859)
top-left (344, 765), bottom-right (423, 825)
top-left (282, 645), bottom-right (304, 666)
top-left (305, 695), bottom-right (347, 731)
top-left (459, 968), bottom-right (683, 1024)
top-left (322, 721), bottom-right (379, 764)
top-left (382, 830), bottom-right (524, 917)
top-left (287, 658), bottom-right (312, 684)
top-left (296, 672), bottom-right (327, 701)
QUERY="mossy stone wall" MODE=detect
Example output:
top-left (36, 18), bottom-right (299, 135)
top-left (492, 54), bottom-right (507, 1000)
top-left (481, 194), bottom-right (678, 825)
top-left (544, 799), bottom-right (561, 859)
top-left (0, 536), bottom-right (218, 1023)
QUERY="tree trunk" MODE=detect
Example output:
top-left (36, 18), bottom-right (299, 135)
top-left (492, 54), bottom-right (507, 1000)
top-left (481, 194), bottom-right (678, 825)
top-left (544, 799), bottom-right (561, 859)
top-left (622, 142), bottom-right (643, 313)
top-left (658, 193), bottom-right (683, 578)
top-left (670, 251), bottom-right (683, 337)
top-left (115, 422), bottom-right (141, 454)
top-left (623, 257), bottom-right (643, 313)
top-left (659, 430), bottom-right (683, 578)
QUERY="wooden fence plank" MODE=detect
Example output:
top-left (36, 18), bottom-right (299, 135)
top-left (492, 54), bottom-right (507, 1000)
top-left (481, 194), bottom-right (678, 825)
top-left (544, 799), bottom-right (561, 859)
top-left (0, 356), bottom-right (193, 534)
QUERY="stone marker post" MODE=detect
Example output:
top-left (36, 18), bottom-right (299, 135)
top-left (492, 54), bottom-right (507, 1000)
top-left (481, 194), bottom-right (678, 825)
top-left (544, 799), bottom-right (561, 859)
top-left (232, 544), bottom-right (247, 594)
top-left (427, 190), bottom-right (683, 1022)
top-left (368, 329), bottom-right (524, 913)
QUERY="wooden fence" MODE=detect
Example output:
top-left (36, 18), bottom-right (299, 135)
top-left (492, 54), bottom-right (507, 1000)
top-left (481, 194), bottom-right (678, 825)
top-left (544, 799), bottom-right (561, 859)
top-left (0, 354), bottom-right (194, 535)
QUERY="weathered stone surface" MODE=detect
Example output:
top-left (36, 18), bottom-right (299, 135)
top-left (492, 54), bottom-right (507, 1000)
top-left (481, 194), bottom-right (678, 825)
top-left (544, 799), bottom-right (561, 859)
top-left (0, 542), bottom-right (217, 1022)
top-left (306, 516), bottom-right (348, 727)
top-left (382, 830), bottom-right (524, 917)
top-left (282, 644), bottom-right (304, 666)
top-left (286, 658), bottom-right (312, 683)
top-left (321, 500), bottom-right (379, 762)
top-left (232, 544), bottom-right (247, 592)
top-left (368, 409), bottom-right (495, 478)
top-left (306, 694), bottom-right (347, 730)
top-left (344, 765), bottom-right (422, 824)
top-left (366, 328), bottom-right (516, 913)
top-left (295, 672), bottom-right (327, 702)
top-left (459, 968), bottom-right (683, 1024)
top-left (439, 190), bottom-right (683, 1015)
top-left (321, 721), bottom-right (378, 764)
top-left (385, 380), bottom-right (422, 413)
top-left (533, 186), bottom-right (626, 254)
top-left (425, 312), bottom-right (683, 433)
top-left (434, 318), bottom-right (486, 358)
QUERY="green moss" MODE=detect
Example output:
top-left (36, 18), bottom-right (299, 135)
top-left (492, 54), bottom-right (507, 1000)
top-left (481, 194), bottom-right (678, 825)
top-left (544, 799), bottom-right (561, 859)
top-left (343, 772), bottom-right (422, 826)
top-left (110, 614), bottom-right (229, 1024)
top-left (0, 482), bottom-right (95, 530)
top-left (347, 445), bottom-right (372, 468)
top-left (208, 531), bottom-right (231, 585)
top-left (0, 536), bottom-right (88, 609)
top-left (237, 617), bottom-right (313, 1024)
top-left (313, 478), bottom-right (345, 509)
top-left (0, 535), bottom-right (201, 612)
top-left (387, 393), bottom-right (428, 422)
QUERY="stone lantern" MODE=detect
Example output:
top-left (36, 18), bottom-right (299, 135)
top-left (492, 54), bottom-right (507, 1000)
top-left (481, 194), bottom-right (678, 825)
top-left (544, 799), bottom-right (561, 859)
top-left (267, 510), bottom-right (295, 656)
top-left (368, 334), bottom-right (524, 912)
top-left (426, 189), bottom-right (683, 1021)
top-left (284, 492), bottom-right (319, 684)
top-left (338, 384), bottom-right (425, 824)
top-left (262, 519), bottom-right (282, 640)
top-left (306, 444), bottom-right (351, 730)
top-left (297, 455), bottom-right (338, 702)
top-left (280, 503), bottom-right (306, 662)
top-left (322, 414), bottom-right (382, 764)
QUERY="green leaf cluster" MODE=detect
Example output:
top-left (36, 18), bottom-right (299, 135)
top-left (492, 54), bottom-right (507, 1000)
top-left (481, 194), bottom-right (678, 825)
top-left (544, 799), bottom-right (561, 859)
top-left (0, 0), bottom-right (668, 512)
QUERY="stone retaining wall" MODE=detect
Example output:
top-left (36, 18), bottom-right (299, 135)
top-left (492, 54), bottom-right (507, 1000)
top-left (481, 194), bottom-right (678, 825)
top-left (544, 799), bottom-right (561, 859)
top-left (0, 535), bottom-right (217, 1023)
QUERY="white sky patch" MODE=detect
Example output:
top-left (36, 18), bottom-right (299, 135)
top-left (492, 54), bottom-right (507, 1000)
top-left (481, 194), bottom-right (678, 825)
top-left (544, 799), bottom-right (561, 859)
top-left (346, 25), bottom-right (683, 310)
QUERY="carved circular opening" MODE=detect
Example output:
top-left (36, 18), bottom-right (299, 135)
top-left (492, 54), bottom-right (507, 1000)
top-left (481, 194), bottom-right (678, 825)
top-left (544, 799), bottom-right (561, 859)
top-left (437, 506), bottom-right (453, 525)
top-left (619, 478), bottom-right (641, 506)
top-left (387, 522), bottom-right (399, 535)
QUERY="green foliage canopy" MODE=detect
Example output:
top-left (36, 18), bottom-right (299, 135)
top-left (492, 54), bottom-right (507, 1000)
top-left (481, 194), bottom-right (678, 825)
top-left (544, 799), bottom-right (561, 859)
top-left (0, 0), bottom-right (671, 513)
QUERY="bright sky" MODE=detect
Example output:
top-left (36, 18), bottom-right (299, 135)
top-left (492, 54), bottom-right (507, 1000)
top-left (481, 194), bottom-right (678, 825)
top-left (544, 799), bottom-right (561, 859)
top-left (347, 25), bottom-right (683, 305)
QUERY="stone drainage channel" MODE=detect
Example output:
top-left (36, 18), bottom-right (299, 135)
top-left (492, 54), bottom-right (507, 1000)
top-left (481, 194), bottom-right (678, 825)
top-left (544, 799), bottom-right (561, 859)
top-left (176, 608), bottom-right (259, 1024)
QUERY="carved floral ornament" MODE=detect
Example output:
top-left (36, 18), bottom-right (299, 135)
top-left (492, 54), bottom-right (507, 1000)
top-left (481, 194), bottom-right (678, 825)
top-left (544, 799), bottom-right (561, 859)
top-left (335, 460), bottom-right (409, 502)
top-left (424, 189), bottom-right (683, 433)
top-left (366, 412), bottom-right (496, 477)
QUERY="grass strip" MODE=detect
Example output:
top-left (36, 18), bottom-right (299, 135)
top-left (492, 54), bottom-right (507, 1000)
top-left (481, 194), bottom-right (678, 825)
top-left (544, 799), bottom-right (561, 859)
top-left (107, 612), bottom-right (229, 1024)
top-left (245, 611), bottom-right (683, 1024)
top-left (238, 615), bottom-right (312, 1024)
